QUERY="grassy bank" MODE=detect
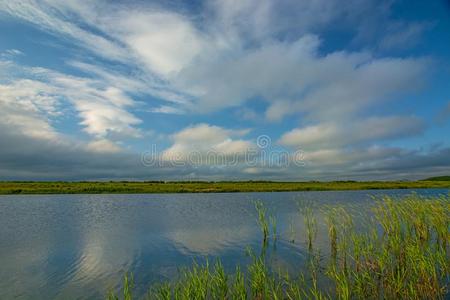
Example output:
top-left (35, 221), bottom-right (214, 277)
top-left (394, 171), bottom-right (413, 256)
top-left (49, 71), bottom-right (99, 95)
top-left (109, 195), bottom-right (450, 299)
top-left (0, 180), bottom-right (449, 194)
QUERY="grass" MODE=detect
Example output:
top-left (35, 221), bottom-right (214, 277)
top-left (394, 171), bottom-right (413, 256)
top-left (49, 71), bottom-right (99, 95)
top-left (425, 176), bottom-right (450, 181)
top-left (255, 201), bottom-right (270, 242)
top-left (0, 180), bottom-right (449, 194)
top-left (109, 194), bottom-right (449, 299)
top-left (298, 203), bottom-right (318, 251)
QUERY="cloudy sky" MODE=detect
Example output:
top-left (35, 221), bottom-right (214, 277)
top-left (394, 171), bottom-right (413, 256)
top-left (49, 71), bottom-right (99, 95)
top-left (0, 0), bottom-right (450, 181)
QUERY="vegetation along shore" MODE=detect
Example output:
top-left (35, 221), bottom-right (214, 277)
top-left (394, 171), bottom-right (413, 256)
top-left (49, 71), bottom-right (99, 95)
top-left (0, 179), bottom-right (449, 195)
top-left (108, 194), bottom-right (450, 299)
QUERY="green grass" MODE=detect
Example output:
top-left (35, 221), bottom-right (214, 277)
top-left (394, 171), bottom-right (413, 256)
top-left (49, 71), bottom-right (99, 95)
top-left (0, 180), bottom-right (449, 194)
top-left (424, 176), bottom-right (450, 181)
top-left (109, 195), bottom-right (450, 299)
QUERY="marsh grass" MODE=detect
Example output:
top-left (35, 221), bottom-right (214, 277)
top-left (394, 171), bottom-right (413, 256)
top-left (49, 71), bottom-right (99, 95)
top-left (109, 195), bottom-right (449, 299)
top-left (254, 201), bottom-right (278, 245)
top-left (288, 217), bottom-right (295, 243)
top-left (255, 201), bottom-right (269, 243)
top-left (2, 180), bottom-right (449, 194)
top-left (297, 201), bottom-right (321, 252)
top-left (108, 273), bottom-right (133, 300)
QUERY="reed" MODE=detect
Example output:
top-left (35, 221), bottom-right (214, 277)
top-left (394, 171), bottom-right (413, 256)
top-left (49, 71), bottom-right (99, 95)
top-left (254, 201), bottom-right (269, 243)
top-left (298, 202), bottom-right (318, 251)
top-left (288, 217), bottom-right (296, 243)
top-left (108, 273), bottom-right (133, 300)
top-left (108, 195), bottom-right (449, 300)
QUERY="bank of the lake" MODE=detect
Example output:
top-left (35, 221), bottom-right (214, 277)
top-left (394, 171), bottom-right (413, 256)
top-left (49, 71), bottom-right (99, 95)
top-left (0, 180), bottom-right (450, 194)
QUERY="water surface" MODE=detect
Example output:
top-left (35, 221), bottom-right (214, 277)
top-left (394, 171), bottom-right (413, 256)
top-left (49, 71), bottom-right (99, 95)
top-left (0, 189), bottom-right (447, 299)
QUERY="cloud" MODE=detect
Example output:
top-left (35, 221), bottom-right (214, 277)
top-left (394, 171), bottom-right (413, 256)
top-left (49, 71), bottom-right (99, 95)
top-left (1, 49), bottom-right (23, 58)
top-left (85, 139), bottom-right (123, 154)
top-left (175, 35), bottom-right (429, 121)
top-left (0, 2), bottom-right (196, 111)
top-left (0, 0), bottom-right (129, 62)
top-left (274, 56), bottom-right (428, 121)
top-left (74, 98), bottom-right (141, 139)
top-left (67, 60), bottom-right (191, 106)
top-left (112, 10), bottom-right (207, 77)
top-left (0, 1), bottom-right (447, 180)
top-left (279, 116), bottom-right (425, 150)
top-left (162, 124), bottom-right (255, 161)
top-left (0, 120), bottom-right (449, 181)
top-left (207, 0), bottom-right (388, 41)
top-left (0, 79), bottom-right (60, 140)
top-left (379, 21), bottom-right (433, 50)
top-left (147, 105), bottom-right (184, 114)
top-left (0, 0), bottom-right (431, 120)
top-left (303, 146), bottom-right (404, 168)
top-left (0, 60), bottom-right (142, 140)
top-left (235, 108), bottom-right (259, 121)
top-left (299, 146), bottom-right (450, 180)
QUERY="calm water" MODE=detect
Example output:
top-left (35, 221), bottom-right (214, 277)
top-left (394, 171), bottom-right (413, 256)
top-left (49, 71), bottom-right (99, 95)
top-left (0, 189), bottom-right (448, 299)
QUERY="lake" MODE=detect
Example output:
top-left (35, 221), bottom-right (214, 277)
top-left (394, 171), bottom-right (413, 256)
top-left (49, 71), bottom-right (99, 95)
top-left (0, 189), bottom-right (448, 299)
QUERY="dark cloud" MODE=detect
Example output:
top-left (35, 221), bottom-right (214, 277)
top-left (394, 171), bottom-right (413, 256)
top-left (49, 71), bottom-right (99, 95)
top-left (1, 126), bottom-right (449, 181)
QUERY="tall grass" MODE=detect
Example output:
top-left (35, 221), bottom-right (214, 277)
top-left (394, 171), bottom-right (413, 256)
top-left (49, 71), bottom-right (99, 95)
top-left (298, 202), bottom-right (318, 251)
top-left (254, 201), bottom-right (269, 243)
top-left (254, 201), bottom-right (277, 244)
top-left (108, 195), bottom-right (449, 299)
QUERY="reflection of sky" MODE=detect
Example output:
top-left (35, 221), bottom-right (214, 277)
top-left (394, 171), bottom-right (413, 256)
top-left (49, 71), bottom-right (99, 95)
top-left (0, 189), bottom-right (448, 299)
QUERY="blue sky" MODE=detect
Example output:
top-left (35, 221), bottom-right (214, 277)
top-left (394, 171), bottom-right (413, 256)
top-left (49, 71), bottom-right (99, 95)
top-left (0, 0), bottom-right (449, 180)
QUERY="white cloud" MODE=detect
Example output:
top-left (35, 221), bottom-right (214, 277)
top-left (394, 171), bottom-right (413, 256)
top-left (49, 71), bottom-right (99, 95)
top-left (279, 116), bottom-right (425, 150)
top-left (147, 105), bottom-right (184, 114)
top-left (286, 57), bottom-right (428, 122)
top-left (48, 73), bottom-right (142, 139)
top-left (162, 124), bottom-right (254, 161)
top-left (0, 0), bottom-right (128, 62)
top-left (207, 0), bottom-right (383, 42)
top-left (0, 79), bottom-right (59, 140)
top-left (1, 2), bottom-right (193, 104)
top-left (67, 61), bottom-right (191, 106)
top-left (1, 49), bottom-right (23, 58)
top-left (302, 146), bottom-right (400, 167)
top-left (74, 100), bottom-right (141, 138)
top-left (112, 11), bottom-right (207, 77)
top-left (0, 0), bottom-right (430, 121)
top-left (0, 61), bottom-right (142, 140)
top-left (0, 78), bottom-right (129, 160)
top-left (174, 35), bottom-right (428, 121)
top-left (86, 139), bottom-right (122, 153)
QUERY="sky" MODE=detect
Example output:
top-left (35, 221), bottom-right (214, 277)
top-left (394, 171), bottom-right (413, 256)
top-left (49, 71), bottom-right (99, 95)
top-left (0, 0), bottom-right (450, 181)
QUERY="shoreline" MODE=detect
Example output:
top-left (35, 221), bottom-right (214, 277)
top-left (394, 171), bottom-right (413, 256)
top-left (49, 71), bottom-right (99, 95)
top-left (0, 180), bottom-right (449, 195)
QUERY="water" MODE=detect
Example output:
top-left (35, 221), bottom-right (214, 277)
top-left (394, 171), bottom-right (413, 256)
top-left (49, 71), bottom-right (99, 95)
top-left (0, 189), bottom-right (447, 299)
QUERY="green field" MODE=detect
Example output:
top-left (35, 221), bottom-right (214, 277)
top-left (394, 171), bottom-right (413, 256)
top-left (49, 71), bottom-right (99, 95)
top-left (0, 180), bottom-right (449, 194)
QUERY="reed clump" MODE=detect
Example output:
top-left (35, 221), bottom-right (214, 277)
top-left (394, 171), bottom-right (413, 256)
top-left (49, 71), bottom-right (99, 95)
top-left (298, 202), bottom-right (318, 251)
top-left (254, 201), bottom-right (277, 244)
top-left (109, 195), bottom-right (449, 299)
